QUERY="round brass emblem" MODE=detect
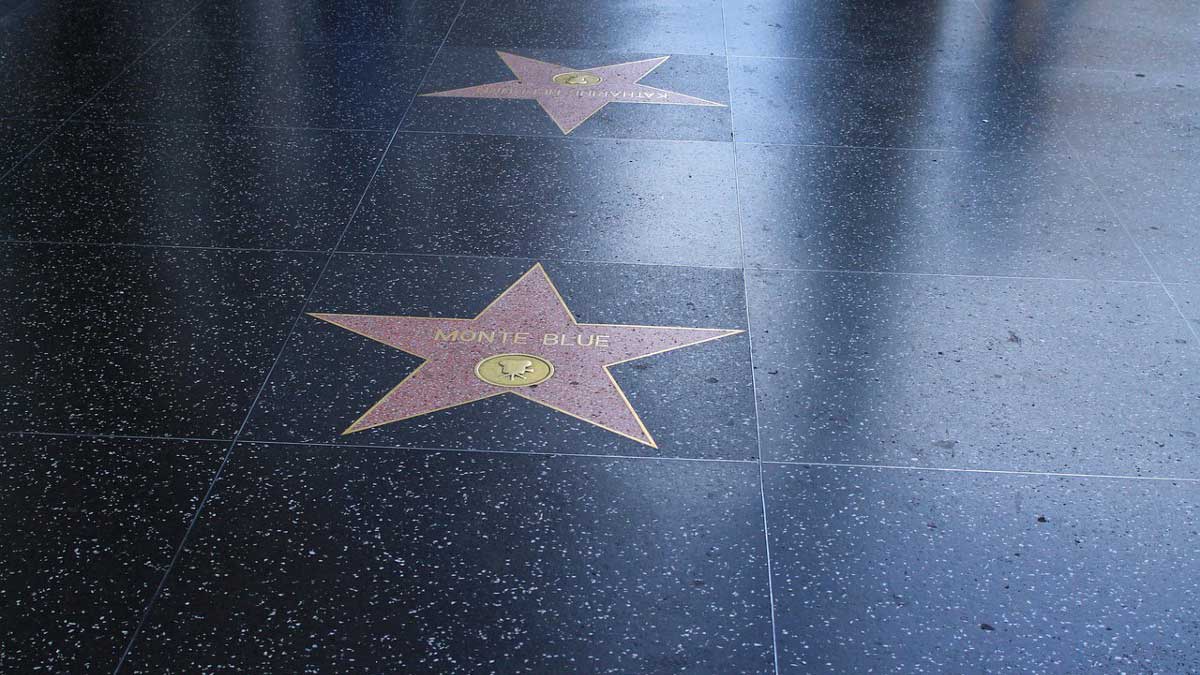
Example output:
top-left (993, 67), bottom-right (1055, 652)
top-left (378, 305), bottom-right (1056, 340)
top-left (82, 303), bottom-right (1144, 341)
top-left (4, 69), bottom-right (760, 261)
top-left (475, 353), bottom-right (554, 387)
top-left (552, 72), bottom-right (602, 86)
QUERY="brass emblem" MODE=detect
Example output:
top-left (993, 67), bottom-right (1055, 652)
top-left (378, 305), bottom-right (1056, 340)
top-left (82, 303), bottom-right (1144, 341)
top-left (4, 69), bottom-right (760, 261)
top-left (475, 353), bottom-right (554, 387)
top-left (552, 71), bottom-right (602, 86)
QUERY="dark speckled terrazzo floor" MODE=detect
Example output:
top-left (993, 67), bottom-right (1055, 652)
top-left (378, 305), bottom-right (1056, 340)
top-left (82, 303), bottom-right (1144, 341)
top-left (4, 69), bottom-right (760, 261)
top-left (2, 0), bottom-right (1198, 673)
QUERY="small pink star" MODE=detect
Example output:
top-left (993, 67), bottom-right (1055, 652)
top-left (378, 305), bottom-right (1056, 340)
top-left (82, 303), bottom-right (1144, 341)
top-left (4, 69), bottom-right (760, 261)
top-left (310, 264), bottom-right (742, 447)
top-left (421, 51), bottom-right (725, 134)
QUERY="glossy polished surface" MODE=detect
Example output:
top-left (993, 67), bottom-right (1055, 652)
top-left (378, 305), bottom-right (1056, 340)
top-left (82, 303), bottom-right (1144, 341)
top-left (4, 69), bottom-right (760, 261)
top-left (765, 465), bottom-right (1200, 673)
top-left (736, 143), bottom-right (1149, 279)
top-left (175, 0), bottom-right (461, 44)
top-left (746, 269), bottom-right (1200, 475)
top-left (2, 0), bottom-right (1198, 672)
top-left (124, 447), bottom-right (773, 672)
top-left (0, 244), bottom-right (321, 437)
top-left (979, 0), bottom-right (1200, 72)
top-left (725, 0), bottom-right (994, 62)
top-left (0, 124), bottom-right (389, 248)
top-left (0, 435), bottom-right (225, 673)
top-left (342, 134), bottom-right (740, 265)
top-left (729, 56), bottom-right (1046, 149)
top-left (79, 40), bottom-right (438, 129)
top-left (448, 0), bottom-right (726, 54)
top-left (0, 120), bottom-right (54, 173)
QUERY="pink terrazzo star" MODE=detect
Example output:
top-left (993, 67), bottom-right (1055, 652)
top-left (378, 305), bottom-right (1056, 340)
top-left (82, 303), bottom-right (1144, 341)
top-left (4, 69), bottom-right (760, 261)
top-left (310, 264), bottom-right (742, 447)
top-left (421, 51), bottom-right (725, 134)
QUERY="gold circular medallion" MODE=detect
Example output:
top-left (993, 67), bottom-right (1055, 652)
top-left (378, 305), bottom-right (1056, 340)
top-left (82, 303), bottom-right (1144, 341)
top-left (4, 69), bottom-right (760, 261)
top-left (475, 353), bottom-right (554, 387)
top-left (552, 72), bottom-right (602, 86)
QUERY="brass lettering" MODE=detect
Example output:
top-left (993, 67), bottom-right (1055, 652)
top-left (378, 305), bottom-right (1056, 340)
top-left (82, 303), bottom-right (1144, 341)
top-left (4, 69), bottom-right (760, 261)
top-left (542, 333), bottom-right (612, 348)
top-left (437, 328), bottom-right (610, 348)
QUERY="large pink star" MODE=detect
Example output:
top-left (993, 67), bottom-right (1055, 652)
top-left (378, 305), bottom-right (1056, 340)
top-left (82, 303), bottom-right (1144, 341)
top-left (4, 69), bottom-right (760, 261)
top-left (421, 51), bottom-right (725, 134)
top-left (310, 264), bottom-right (742, 447)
